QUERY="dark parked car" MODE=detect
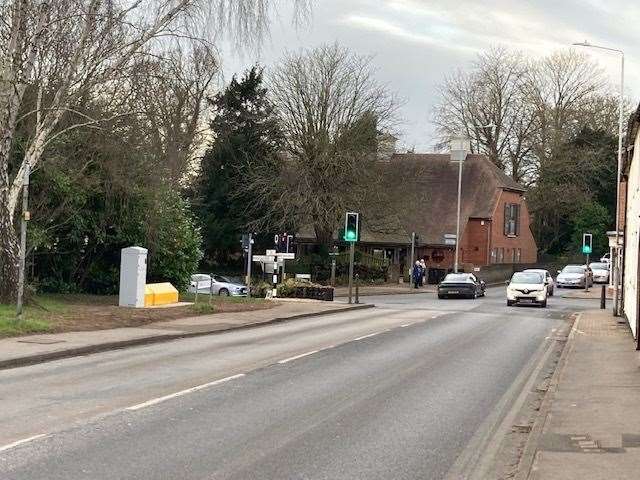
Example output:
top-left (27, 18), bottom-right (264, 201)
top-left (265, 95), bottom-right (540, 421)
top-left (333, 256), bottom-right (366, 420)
top-left (438, 273), bottom-right (486, 299)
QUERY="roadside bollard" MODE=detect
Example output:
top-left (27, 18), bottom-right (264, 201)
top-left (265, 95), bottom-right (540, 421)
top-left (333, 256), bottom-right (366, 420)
top-left (355, 274), bottom-right (360, 304)
top-left (600, 284), bottom-right (606, 309)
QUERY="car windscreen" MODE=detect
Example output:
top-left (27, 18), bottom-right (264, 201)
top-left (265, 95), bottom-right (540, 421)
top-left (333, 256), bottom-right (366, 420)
top-left (562, 266), bottom-right (584, 274)
top-left (511, 272), bottom-right (543, 284)
top-left (213, 275), bottom-right (230, 283)
top-left (589, 263), bottom-right (608, 270)
top-left (442, 274), bottom-right (471, 283)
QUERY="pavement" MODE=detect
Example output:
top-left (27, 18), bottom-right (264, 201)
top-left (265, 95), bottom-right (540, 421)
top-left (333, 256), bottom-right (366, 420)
top-left (519, 309), bottom-right (640, 480)
top-left (0, 300), bottom-right (372, 369)
top-left (557, 284), bottom-right (612, 300)
top-left (0, 290), bottom-right (598, 479)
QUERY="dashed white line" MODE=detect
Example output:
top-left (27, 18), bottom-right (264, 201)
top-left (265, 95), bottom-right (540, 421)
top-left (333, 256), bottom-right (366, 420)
top-left (0, 434), bottom-right (48, 453)
top-left (126, 374), bottom-right (246, 411)
top-left (400, 323), bottom-right (411, 328)
top-left (353, 330), bottom-right (386, 341)
top-left (277, 350), bottom-right (319, 364)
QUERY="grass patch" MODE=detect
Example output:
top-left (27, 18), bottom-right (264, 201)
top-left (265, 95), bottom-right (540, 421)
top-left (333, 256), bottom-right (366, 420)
top-left (189, 303), bottom-right (218, 315)
top-left (0, 303), bottom-right (52, 337)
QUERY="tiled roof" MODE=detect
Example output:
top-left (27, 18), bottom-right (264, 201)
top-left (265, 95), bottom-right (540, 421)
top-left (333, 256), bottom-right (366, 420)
top-left (298, 153), bottom-right (526, 246)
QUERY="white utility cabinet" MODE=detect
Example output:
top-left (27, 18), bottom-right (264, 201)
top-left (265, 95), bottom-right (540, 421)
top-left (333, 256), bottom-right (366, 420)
top-left (119, 246), bottom-right (148, 307)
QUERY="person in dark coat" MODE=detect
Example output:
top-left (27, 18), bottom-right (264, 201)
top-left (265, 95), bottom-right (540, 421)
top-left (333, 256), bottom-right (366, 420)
top-left (412, 261), bottom-right (423, 289)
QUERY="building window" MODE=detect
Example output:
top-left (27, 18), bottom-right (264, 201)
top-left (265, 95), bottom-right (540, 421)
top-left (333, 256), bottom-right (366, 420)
top-left (498, 248), bottom-right (504, 263)
top-left (504, 203), bottom-right (521, 237)
top-left (516, 248), bottom-right (521, 263)
top-left (491, 248), bottom-right (497, 263)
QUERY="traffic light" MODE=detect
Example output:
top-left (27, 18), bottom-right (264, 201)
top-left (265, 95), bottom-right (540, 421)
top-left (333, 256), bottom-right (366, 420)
top-left (344, 212), bottom-right (360, 242)
top-left (582, 233), bottom-right (593, 255)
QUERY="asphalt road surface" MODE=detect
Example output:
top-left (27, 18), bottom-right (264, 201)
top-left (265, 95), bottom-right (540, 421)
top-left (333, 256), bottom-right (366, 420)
top-left (0, 289), bottom-right (597, 479)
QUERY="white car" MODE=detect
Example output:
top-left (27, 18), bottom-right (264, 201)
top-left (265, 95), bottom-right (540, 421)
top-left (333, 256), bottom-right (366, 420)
top-left (188, 274), bottom-right (248, 296)
top-left (589, 262), bottom-right (610, 283)
top-left (523, 269), bottom-right (554, 296)
top-left (556, 265), bottom-right (593, 288)
top-left (506, 271), bottom-right (548, 307)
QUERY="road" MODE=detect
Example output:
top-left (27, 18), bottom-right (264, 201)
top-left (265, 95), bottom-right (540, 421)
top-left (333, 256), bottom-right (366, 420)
top-left (0, 290), bottom-right (597, 479)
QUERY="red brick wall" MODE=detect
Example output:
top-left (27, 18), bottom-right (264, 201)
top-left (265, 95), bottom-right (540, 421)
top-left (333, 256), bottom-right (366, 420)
top-left (416, 246), bottom-right (455, 269)
top-left (461, 219), bottom-right (490, 265)
top-left (489, 190), bottom-right (537, 264)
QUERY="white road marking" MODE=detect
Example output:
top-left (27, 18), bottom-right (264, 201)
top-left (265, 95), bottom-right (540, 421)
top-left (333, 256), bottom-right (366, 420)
top-left (277, 350), bottom-right (319, 364)
top-left (0, 434), bottom-right (48, 453)
top-left (126, 374), bottom-right (246, 411)
top-left (353, 331), bottom-right (386, 341)
top-left (400, 323), bottom-right (411, 327)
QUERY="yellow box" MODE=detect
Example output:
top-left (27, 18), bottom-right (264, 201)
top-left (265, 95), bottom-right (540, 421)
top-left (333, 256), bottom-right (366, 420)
top-left (144, 282), bottom-right (179, 306)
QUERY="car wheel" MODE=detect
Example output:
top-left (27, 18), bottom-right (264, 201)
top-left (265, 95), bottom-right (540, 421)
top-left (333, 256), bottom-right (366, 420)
top-left (219, 288), bottom-right (230, 296)
top-left (438, 294), bottom-right (444, 299)
top-left (540, 299), bottom-right (547, 308)
top-left (507, 300), bottom-right (515, 306)
top-left (549, 288), bottom-right (554, 297)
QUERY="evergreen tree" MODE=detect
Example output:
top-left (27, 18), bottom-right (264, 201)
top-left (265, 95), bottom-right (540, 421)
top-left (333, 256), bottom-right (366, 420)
top-left (195, 66), bottom-right (282, 268)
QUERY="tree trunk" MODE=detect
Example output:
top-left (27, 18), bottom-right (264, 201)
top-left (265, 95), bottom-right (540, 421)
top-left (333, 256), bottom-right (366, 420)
top-left (0, 172), bottom-right (19, 303)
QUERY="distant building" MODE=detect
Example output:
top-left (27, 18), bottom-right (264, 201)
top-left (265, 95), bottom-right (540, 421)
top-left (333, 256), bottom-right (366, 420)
top-left (297, 152), bottom-right (538, 280)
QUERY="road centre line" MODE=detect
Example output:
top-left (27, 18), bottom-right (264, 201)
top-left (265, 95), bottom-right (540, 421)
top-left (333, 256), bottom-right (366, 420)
top-left (0, 434), bottom-right (48, 453)
top-left (126, 374), bottom-right (246, 411)
top-left (353, 330), bottom-right (387, 341)
top-left (277, 350), bottom-right (319, 364)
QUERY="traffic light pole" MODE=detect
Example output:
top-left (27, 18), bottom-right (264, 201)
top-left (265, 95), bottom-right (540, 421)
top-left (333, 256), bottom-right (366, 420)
top-left (348, 242), bottom-right (355, 304)
top-left (410, 232), bottom-right (416, 288)
top-left (585, 252), bottom-right (589, 292)
top-left (246, 233), bottom-right (253, 290)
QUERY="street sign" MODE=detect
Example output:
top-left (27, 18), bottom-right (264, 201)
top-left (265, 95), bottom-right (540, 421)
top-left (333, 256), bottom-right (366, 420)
top-left (252, 255), bottom-right (275, 263)
top-left (444, 233), bottom-right (457, 239)
top-left (266, 249), bottom-right (276, 256)
top-left (277, 253), bottom-right (295, 260)
top-left (444, 238), bottom-right (456, 246)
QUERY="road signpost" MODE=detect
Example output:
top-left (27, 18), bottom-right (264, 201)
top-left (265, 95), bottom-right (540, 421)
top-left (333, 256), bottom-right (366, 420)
top-left (583, 233), bottom-right (593, 292)
top-left (344, 212), bottom-right (360, 304)
top-left (410, 232), bottom-right (416, 288)
top-left (329, 246), bottom-right (338, 286)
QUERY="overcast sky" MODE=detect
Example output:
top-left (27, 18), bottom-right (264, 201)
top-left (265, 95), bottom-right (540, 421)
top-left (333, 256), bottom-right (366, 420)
top-left (218, 0), bottom-right (639, 152)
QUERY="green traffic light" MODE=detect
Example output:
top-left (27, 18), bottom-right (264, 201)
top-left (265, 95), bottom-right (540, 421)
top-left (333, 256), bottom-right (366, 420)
top-left (346, 231), bottom-right (356, 240)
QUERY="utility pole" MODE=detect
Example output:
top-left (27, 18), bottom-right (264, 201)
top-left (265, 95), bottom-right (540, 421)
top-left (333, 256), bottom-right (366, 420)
top-left (450, 135), bottom-right (469, 274)
top-left (16, 166), bottom-right (30, 319)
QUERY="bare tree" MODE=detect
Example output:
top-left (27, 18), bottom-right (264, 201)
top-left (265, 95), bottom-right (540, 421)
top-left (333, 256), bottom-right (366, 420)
top-left (434, 47), bottom-right (537, 182)
top-left (0, 0), bottom-right (309, 302)
top-left (243, 44), bottom-right (399, 247)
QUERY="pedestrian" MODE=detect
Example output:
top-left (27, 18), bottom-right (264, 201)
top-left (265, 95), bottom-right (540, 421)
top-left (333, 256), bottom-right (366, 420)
top-left (413, 261), bottom-right (423, 289)
top-left (419, 258), bottom-right (427, 286)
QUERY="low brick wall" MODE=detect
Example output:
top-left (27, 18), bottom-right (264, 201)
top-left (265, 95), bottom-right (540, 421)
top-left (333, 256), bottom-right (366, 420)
top-left (473, 262), bottom-right (564, 285)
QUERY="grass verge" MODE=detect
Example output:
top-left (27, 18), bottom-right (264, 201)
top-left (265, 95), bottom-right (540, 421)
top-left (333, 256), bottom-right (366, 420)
top-left (0, 304), bottom-right (52, 337)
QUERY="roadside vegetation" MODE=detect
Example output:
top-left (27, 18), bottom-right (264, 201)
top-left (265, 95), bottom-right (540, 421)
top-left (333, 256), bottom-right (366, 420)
top-left (0, 294), bottom-right (275, 339)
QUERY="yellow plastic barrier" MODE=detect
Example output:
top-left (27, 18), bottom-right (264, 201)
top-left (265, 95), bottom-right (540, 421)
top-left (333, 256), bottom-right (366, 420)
top-left (144, 282), bottom-right (179, 306)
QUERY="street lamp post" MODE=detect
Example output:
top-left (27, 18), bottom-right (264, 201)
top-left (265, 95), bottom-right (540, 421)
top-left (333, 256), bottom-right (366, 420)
top-left (573, 41), bottom-right (624, 316)
top-left (450, 136), bottom-right (471, 273)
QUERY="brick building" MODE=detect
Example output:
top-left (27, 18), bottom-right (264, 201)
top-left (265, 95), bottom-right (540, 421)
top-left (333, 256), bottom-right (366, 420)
top-left (297, 152), bottom-right (538, 280)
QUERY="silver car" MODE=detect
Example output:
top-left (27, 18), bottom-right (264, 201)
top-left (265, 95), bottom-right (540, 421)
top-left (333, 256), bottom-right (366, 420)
top-left (188, 274), bottom-right (248, 296)
top-left (589, 262), bottom-right (610, 283)
top-left (556, 265), bottom-right (593, 288)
